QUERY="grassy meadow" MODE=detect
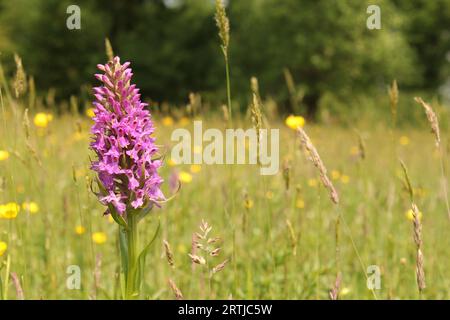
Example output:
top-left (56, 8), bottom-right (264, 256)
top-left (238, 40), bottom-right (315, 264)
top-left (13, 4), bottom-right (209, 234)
top-left (1, 78), bottom-right (450, 300)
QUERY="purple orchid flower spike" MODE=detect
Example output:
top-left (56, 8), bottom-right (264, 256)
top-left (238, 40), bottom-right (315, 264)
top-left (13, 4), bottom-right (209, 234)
top-left (90, 56), bottom-right (165, 299)
top-left (90, 56), bottom-right (164, 218)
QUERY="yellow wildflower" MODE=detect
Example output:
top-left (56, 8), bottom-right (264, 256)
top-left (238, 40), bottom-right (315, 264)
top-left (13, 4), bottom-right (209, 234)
top-left (285, 115), bottom-right (305, 130)
top-left (162, 116), bottom-right (174, 126)
top-left (22, 201), bottom-right (39, 214)
top-left (0, 241), bottom-right (7, 257)
top-left (167, 158), bottom-right (177, 166)
top-left (296, 198), bottom-right (305, 209)
top-left (331, 170), bottom-right (341, 181)
top-left (0, 150), bottom-right (9, 161)
top-left (33, 112), bottom-right (50, 128)
top-left (0, 202), bottom-right (20, 219)
top-left (177, 243), bottom-right (188, 254)
top-left (92, 232), bottom-right (107, 244)
top-left (399, 136), bottom-right (410, 146)
top-left (307, 178), bottom-right (318, 188)
top-left (340, 287), bottom-right (351, 296)
top-left (190, 164), bottom-right (201, 174)
top-left (178, 171), bottom-right (193, 183)
top-left (340, 175), bottom-right (350, 184)
top-left (75, 225), bottom-right (86, 235)
top-left (107, 215), bottom-right (114, 223)
top-left (179, 117), bottom-right (189, 126)
top-left (265, 191), bottom-right (274, 200)
top-left (16, 185), bottom-right (25, 194)
top-left (406, 209), bottom-right (423, 221)
top-left (72, 132), bottom-right (87, 142)
top-left (244, 198), bottom-right (254, 209)
top-left (350, 146), bottom-right (359, 156)
top-left (85, 108), bottom-right (95, 118)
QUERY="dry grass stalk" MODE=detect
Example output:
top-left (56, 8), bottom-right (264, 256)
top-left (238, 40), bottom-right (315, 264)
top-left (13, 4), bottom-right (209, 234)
top-left (191, 232), bottom-right (198, 271)
top-left (283, 68), bottom-right (304, 113)
top-left (414, 97), bottom-right (440, 147)
top-left (214, 0), bottom-right (230, 55)
top-left (354, 129), bottom-right (366, 160)
top-left (212, 259), bottom-right (229, 274)
top-left (221, 104), bottom-right (229, 122)
top-left (168, 278), bottom-right (184, 300)
top-left (250, 93), bottom-right (263, 164)
top-left (329, 272), bottom-right (342, 300)
top-left (282, 159), bottom-right (291, 191)
top-left (251, 76), bottom-right (259, 96)
top-left (335, 214), bottom-right (341, 268)
top-left (388, 80), bottom-right (398, 125)
top-left (411, 203), bottom-right (426, 293)
top-left (414, 99), bottom-right (450, 220)
top-left (10, 272), bottom-right (24, 300)
top-left (105, 38), bottom-right (114, 62)
top-left (94, 253), bottom-right (102, 297)
top-left (285, 219), bottom-right (297, 256)
top-left (297, 127), bottom-right (339, 204)
top-left (188, 253), bottom-right (206, 265)
top-left (28, 76), bottom-right (36, 110)
top-left (163, 240), bottom-right (174, 267)
top-left (23, 108), bottom-right (30, 139)
top-left (400, 160), bottom-right (414, 200)
top-left (13, 54), bottom-right (26, 98)
top-left (189, 220), bottom-right (227, 276)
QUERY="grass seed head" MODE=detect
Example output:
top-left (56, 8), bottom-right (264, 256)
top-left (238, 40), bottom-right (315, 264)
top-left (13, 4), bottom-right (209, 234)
top-left (414, 97), bottom-right (440, 148)
top-left (297, 127), bottom-right (339, 204)
top-left (215, 0), bottom-right (230, 55)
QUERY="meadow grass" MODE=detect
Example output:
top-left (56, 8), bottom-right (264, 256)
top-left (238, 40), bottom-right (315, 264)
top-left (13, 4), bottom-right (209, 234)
top-left (1, 89), bottom-right (450, 299)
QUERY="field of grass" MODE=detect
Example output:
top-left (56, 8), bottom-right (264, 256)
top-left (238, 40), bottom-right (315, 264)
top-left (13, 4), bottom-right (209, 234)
top-left (1, 82), bottom-right (450, 300)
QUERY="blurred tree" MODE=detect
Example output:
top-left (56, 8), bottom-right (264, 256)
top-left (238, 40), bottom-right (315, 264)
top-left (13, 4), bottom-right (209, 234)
top-left (393, 0), bottom-right (450, 88)
top-left (0, 0), bottom-right (433, 117)
top-left (232, 0), bottom-right (419, 117)
top-left (115, 0), bottom-right (222, 103)
top-left (0, 0), bottom-right (109, 99)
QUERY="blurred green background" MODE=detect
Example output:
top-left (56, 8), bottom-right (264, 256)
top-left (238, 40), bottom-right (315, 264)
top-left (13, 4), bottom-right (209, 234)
top-left (0, 0), bottom-right (449, 117)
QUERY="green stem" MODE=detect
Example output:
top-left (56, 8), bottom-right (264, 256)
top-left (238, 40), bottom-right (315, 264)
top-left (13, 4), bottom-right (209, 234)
top-left (224, 53), bottom-right (232, 127)
top-left (126, 213), bottom-right (139, 299)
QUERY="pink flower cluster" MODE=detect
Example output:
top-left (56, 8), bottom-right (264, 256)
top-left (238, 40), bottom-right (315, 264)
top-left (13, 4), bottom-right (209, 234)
top-left (90, 57), bottom-right (164, 215)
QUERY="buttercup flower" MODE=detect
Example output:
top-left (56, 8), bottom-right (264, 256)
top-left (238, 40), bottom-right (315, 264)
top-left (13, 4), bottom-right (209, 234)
top-left (340, 175), bottom-right (350, 184)
top-left (34, 112), bottom-right (52, 128)
top-left (22, 201), bottom-right (39, 214)
top-left (0, 241), bottom-right (7, 257)
top-left (285, 115), bottom-right (305, 130)
top-left (92, 232), bottom-right (107, 244)
top-left (162, 116), bottom-right (174, 126)
top-left (0, 202), bottom-right (20, 219)
top-left (90, 56), bottom-right (164, 216)
top-left (190, 164), bottom-right (201, 174)
top-left (0, 150), bottom-right (9, 161)
top-left (399, 136), bottom-right (410, 146)
top-left (85, 108), bottom-right (95, 118)
top-left (331, 170), bottom-right (341, 180)
top-left (178, 171), bottom-right (192, 184)
top-left (75, 225), bottom-right (86, 235)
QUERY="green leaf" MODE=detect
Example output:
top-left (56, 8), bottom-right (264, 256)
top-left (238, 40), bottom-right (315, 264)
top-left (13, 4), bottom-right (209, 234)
top-left (133, 218), bottom-right (161, 295)
top-left (118, 226), bottom-right (129, 275)
top-left (119, 272), bottom-right (126, 300)
top-left (108, 203), bottom-right (128, 228)
top-left (136, 204), bottom-right (153, 223)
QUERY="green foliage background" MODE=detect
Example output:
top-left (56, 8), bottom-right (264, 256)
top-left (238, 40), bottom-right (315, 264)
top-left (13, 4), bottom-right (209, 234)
top-left (0, 0), bottom-right (448, 114)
